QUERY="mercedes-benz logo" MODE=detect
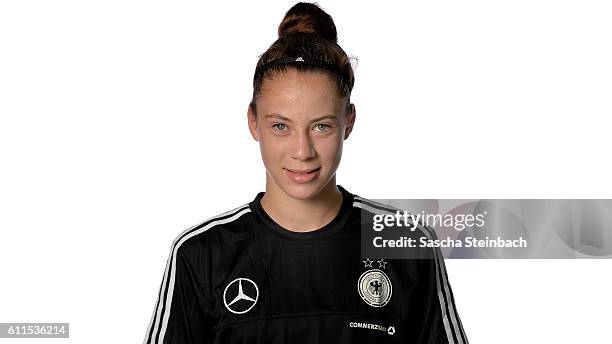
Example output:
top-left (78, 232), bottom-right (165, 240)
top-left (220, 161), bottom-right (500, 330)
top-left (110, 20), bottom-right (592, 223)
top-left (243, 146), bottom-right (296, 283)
top-left (223, 277), bottom-right (259, 314)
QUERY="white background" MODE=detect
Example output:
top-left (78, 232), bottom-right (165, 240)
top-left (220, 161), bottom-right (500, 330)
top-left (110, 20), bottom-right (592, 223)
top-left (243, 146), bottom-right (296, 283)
top-left (1, 0), bottom-right (611, 343)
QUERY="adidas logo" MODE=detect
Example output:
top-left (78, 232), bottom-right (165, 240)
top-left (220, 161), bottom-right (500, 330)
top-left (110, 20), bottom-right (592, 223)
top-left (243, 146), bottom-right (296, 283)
top-left (295, 57), bottom-right (304, 62)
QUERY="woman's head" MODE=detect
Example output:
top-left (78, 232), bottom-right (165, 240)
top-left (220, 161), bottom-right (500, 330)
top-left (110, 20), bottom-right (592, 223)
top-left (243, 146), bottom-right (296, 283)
top-left (247, 2), bottom-right (357, 200)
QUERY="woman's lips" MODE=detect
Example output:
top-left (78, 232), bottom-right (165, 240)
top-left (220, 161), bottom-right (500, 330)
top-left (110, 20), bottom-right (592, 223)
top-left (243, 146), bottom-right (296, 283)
top-left (284, 167), bottom-right (321, 183)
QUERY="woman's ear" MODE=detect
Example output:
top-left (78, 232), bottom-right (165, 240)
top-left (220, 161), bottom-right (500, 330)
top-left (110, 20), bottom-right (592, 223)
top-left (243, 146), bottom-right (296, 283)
top-left (247, 105), bottom-right (260, 142)
top-left (344, 103), bottom-right (356, 140)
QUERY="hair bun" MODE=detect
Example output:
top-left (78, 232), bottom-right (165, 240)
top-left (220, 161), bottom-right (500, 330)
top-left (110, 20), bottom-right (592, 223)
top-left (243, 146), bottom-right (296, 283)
top-left (277, 2), bottom-right (338, 43)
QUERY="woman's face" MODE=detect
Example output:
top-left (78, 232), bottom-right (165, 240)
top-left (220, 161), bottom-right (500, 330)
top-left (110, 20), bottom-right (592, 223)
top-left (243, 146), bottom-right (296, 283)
top-left (248, 69), bottom-right (356, 200)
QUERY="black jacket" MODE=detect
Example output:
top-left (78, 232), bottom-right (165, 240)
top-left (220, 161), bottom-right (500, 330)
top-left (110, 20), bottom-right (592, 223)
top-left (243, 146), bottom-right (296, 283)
top-left (143, 185), bottom-right (469, 344)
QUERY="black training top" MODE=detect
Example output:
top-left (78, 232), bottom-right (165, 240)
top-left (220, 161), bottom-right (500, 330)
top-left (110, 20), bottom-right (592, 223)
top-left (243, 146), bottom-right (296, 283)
top-left (143, 185), bottom-right (469, 344)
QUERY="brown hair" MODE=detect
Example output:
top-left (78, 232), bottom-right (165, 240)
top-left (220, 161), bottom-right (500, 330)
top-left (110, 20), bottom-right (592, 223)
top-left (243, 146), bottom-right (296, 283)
top-left (249, 2), bottom-right (356, 116)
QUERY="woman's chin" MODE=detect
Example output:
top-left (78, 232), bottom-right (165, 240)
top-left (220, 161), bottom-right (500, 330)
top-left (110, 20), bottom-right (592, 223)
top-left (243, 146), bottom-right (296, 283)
top-left (279, 179), bottom-right (327, 200)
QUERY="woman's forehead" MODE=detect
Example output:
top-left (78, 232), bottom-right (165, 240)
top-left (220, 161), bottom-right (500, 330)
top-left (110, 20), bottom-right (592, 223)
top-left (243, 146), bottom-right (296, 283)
top-left (258, 70), bottom-right (343, 118)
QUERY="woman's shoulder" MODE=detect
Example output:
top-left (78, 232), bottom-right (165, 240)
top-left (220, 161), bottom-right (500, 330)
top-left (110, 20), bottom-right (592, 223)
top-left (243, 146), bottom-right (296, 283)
top-left (350, 192), bottom-right (397, 214)
top-left (171, 200), bottom-right (254, 257)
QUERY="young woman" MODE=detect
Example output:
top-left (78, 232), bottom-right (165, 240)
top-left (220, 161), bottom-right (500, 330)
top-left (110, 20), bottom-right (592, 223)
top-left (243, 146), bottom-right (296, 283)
top-left (144, 2), bottom-right (468, 343)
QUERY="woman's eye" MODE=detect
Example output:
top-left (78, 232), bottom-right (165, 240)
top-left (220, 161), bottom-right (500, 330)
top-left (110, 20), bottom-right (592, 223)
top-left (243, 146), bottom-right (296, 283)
top-left (314, 123), bottom-right (331, 132)
top-left (272, 123), bottom-right (287, 131)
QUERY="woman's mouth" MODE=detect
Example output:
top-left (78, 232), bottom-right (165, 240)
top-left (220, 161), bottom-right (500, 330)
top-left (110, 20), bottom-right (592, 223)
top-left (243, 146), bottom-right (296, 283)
top-left (284, 167), bottom-right (321, 183)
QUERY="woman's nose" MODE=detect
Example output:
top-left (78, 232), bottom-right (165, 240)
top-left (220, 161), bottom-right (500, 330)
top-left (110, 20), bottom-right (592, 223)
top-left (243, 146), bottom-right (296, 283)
top-left (291, 131), bottom-right (316, 160)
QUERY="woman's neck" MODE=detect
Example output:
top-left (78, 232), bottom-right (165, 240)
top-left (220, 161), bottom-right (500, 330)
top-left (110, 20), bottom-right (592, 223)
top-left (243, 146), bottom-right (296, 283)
top-left (260, 179), bottom-right (343, 233)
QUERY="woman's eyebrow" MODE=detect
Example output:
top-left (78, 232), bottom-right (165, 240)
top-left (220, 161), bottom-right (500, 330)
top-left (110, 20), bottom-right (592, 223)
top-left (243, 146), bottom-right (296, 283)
top-left (264, 113), bottom-right (338, 123)
top-left (263, 113), bottom-right (292, 121)
top-left (311, 115), bottom-right (338, 122)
